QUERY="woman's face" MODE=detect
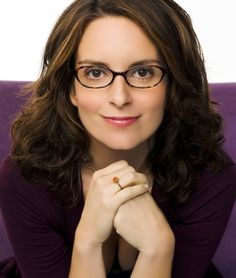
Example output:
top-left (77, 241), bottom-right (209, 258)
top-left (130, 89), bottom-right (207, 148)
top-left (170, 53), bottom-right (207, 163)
top-left (70, 16), bottom-right (167, 151)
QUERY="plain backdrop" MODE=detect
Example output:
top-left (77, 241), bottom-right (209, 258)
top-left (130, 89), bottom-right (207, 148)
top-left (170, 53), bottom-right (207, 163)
top-left (0, 0), bottom-right (235, 82)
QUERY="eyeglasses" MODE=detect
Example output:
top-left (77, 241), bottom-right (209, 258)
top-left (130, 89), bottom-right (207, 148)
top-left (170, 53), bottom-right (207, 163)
top-left (73, 64), bottom-right (168, 89)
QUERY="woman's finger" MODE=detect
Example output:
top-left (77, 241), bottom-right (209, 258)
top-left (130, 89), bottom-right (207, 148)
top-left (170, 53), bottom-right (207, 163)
top-left (113, 183), bottom-right (149, 207)
top-left (93, 160), bottom-right (129, 178)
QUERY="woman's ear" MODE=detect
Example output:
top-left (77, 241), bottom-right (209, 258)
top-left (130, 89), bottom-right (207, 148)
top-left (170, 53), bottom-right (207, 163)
top-left (70, 88), bottom-right (78, 107)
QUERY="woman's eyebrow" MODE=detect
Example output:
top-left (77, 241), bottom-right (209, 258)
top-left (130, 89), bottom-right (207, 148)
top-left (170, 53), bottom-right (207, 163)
top-left (129, 59), bottom-right (161, 67)
top-left (77, 59), bottom-right (109, 67)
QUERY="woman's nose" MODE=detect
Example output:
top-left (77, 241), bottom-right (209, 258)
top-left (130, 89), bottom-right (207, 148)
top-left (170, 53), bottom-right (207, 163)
top-left (108, 76), bottom-right (133, 108)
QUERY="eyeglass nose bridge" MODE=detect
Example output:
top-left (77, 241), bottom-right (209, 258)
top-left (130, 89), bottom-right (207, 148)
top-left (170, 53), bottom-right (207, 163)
top-left (109, 70), bottom-right (130, 87)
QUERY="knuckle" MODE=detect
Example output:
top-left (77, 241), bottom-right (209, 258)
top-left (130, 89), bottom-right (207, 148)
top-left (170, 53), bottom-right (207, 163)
top-left (142, 175), bottom-right (149, 184)
top-left (92, 171), bottom-right (100, 180)
top-left (96, 176), bottom-right (104, 187)
top-left (138, 172), bottom-right (148, 183)
top-left (127, 166), bottom-right (135, 172)
top-left (92, 172), bottom-right (98, 180)
top-left (120, 160), bottom-right (128, 167)
top-left (128, 171), bottom-right (136, 180)
top-left (139, 172), bottom-right (146, 179)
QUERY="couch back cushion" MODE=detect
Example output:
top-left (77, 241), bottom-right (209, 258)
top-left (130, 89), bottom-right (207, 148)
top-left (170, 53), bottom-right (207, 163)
top-left (0, 81), bottom-right (28, 162)
top-left (210, 83), bottom-right (236, 162)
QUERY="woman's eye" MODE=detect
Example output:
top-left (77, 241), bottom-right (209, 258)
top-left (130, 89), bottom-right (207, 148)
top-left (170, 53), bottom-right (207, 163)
top-left (132, 67), bottom-right (153, 78)
top-left (86, 68), bottom-right (104, 79)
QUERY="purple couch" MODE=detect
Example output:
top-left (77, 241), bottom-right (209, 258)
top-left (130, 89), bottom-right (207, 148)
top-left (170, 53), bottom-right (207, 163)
top-left (0, 81), bottom-right (236, 277)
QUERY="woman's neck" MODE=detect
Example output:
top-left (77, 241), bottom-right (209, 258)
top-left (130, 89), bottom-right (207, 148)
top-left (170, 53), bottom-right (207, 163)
top-left (88, 139), bottom-right (151, 172)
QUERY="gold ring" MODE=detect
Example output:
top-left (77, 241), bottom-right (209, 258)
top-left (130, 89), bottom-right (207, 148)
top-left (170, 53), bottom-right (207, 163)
top-left (112, 176), bottom-right (123, 190)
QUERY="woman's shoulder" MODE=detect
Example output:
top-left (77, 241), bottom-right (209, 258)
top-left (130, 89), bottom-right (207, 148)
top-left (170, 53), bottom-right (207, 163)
top-left (0, 156), bottom-right (22, 181)
top-left (164, 153), bottom-right (236, 220)
top-left (196, 153), bottom-right (236, 195)
top-left (0, 157), bottom-right (25, 195)
top-left (0, 156), bottom-right (39, 194)
top-left (180, 153), bottom-right (236, 215)
top-left (0, 156), bottom-right (60, 218)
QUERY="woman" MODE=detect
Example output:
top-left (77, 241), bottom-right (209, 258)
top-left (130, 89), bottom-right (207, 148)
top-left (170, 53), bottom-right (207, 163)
top-left (0, 0), bottom-right (235, 277)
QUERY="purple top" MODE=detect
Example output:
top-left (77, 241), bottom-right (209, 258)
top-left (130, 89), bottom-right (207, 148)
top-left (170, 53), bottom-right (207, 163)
top-left (0, 157), bottom-right (236, 278)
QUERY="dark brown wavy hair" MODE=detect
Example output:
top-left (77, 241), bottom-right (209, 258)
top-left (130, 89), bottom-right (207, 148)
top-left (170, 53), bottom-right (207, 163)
top-left (11, 0), bottom-right (225, 207)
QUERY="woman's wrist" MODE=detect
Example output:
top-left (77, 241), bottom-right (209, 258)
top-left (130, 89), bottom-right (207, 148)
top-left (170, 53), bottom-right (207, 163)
top-left (139, 233), bottom-right (175, 259)
top-left (76, 238), bottom-right (103, 256)
top-left (74, 226), bottom-right (103, 255)
top-left (139, 246), bottom-right (174, 261)
top-left (131, 247), bottom-right (174, 278)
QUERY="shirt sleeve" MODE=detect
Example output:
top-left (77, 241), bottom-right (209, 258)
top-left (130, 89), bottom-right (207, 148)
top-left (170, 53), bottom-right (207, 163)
top-left (0, 159), bottom-right (71, 278)
top-left (171, 163), bottom-right (236, 278)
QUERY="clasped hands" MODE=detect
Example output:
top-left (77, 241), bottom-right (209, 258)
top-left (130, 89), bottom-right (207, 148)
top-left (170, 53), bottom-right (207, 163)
top-left (77, 160), bottom-right (174, 257)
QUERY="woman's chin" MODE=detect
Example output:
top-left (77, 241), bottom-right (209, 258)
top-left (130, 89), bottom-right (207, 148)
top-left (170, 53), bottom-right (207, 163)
top-left (89, 132), bottom-right (151, 152)
top-left (97, 138), bottom-right (148, 152)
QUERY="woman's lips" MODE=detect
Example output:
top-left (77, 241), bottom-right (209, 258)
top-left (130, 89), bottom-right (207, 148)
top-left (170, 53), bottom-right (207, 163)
top-left (102, 116), bottom-right (140, 127)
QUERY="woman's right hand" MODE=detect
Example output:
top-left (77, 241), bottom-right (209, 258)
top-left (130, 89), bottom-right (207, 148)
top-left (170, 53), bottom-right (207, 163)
top-left (75, 160), bottom-right (149, 247)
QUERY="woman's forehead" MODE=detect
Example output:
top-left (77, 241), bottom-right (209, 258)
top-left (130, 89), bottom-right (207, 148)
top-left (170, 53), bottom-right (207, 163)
top-left (76, 16), bottom-right (160, 69)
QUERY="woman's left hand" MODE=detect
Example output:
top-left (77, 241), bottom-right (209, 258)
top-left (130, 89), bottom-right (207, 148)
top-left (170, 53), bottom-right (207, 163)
top-left (113, 192), bottom-right (175, 257)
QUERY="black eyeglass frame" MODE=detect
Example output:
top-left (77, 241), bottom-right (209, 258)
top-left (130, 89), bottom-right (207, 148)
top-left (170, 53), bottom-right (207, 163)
top-left (72, 65), bottom-right (168, 89)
